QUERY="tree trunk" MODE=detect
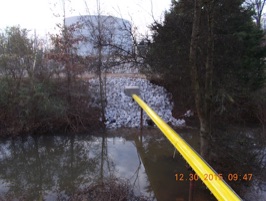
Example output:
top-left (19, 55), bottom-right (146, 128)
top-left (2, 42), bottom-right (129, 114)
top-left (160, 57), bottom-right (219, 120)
top-left (203, 0), bottom-right (215, 160)
top-left (98, 46), bottom-right (106, 123)
top-left (255, 0), bottom-right (266, 29)
top-left (189, 0), bottom-right (211, 159)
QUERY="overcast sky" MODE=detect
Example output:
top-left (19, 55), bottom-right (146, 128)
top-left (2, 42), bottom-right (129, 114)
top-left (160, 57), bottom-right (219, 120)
top-left (0, 0), bottom-right (172, 37)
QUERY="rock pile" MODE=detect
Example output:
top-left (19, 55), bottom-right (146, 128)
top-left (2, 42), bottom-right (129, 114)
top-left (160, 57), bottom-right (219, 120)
top-left (88, 77), bottom-right (185, 128)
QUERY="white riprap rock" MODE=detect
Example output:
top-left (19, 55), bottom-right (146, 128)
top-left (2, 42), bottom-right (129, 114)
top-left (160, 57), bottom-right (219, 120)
top-left (88, 77), bottom-right (185, 128)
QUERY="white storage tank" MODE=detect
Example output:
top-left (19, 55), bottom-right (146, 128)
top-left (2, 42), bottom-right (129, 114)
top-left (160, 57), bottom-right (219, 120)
top-left (65, 15), bottom-right (133, 56)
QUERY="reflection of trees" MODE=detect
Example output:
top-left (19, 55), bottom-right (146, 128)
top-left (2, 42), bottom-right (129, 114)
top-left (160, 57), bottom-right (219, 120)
top-left (0, 136), bottom-right (54, 200)
top-left (56, 135), bottom-right (99, 196)
top-left (211, 126), bottom-right (266, 196)
top-left (98, 133), bottom-right (116, 182)
top-left (129, 140), bottom-right (142, 188)
top-left (0, 129), bottom-right (218, 201)
top-left (132, 132), bottom-right (167, 200)
top-left (131, 129), bottom-right (211, 201)
top-left (0, 134), bottom-right (111, 200)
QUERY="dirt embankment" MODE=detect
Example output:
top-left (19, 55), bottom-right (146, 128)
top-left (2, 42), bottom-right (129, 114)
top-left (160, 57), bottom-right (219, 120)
top-left (78, 73), bottom-right (147, 80)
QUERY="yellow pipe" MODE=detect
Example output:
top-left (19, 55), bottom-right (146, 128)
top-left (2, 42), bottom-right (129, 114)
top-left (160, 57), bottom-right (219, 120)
top-left (132, 94), bottom-right (242, 201)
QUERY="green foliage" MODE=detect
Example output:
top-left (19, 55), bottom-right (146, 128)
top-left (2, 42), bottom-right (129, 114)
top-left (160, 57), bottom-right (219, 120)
top-left (146, 0), bottom-right (266, 121)
top-left (0, 26), bottom-right (100, 136)
top-left (213, 0), bottom-right (265, 89)
top-left (146, 0), bottom-right (194, 112)
top-left (0, 26), bottom-right (33, 56)
top-left (0, 78), bottom-right (69, 135)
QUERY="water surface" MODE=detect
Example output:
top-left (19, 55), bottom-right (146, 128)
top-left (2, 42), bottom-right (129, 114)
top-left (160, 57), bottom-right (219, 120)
top-left (1, 128), bottom-right (261, 201)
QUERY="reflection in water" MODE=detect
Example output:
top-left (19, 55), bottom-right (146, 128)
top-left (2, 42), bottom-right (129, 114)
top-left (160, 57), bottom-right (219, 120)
top-left (0, 129), bottom-right (218, 200)
top-left (0, 135), bottom-right (101, 200)
top-left (241, 147), bottom-right (266, 201)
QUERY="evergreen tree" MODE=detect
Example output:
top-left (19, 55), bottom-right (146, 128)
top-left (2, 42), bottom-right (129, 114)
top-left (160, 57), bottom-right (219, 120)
top-left (211, 0), bottom-right (266, 117)
top-left (147, 0), bottom-right (265, 119)
top-left (146, 0), bottom-right (194, 112)
top-left (146, 0), bottom-right (266, 158)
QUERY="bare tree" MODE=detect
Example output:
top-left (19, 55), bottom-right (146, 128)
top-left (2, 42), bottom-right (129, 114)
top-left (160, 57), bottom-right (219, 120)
top-left (63, 0), bottom-right (135, 124)
top-left (81, 1), bottom-right (113, 123)
top-left (57, 0), bottom-right (143, 125)
top-left (245, 0), bottom-right (266, 28)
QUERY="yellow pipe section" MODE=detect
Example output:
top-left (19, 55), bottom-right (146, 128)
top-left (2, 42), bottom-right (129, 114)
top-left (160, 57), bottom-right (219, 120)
top-left (132, 94), bottom-right (242, 201)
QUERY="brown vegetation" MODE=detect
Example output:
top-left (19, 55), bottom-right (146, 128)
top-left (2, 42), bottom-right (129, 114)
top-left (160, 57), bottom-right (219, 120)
top-left (67, 176), bottom-right (151, 201)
